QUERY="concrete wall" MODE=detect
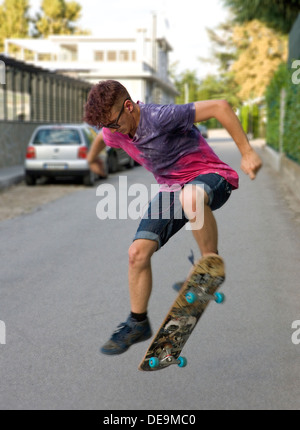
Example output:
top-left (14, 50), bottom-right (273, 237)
top-left (0, 122), bottom-right (42, 168)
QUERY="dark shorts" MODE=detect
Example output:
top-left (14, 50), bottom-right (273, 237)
top-left (133, 173), bottom-right (232, 250)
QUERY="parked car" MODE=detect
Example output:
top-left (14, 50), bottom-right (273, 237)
top-left (24, 124), bottom-right (108, 186)
top-left (197, 124), bottom-right (208, 138)
top-left (106, 147), bottom-right (135, 173)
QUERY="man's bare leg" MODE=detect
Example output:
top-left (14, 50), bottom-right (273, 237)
top-left (128, 239), bottom-right (158, 313)
top-left (100, 238), bottom-right (155, 355)
top-left (180, 185), bottom-right (218, 257)
top-left (191, 203), bottom-right (218, 256)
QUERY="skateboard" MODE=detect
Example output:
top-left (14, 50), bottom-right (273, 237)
top-left (138, 255), bottom-right (225, 371)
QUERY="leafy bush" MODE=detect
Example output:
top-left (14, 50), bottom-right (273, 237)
top-left (284, 71), bottom-right (300, 163)
top-left (239, 104), bottom-right (260, 138)
top-left (265, 63), bottom-right (289, 151)
top-left (265, 62), bottom-right (300, 163)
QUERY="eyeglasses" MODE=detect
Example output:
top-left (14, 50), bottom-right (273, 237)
top-left (102, 97), bottom-right (131, 129)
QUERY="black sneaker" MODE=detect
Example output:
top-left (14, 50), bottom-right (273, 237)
top-left (100, 315), bottom-right (152, 355)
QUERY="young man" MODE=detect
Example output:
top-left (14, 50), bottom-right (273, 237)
top-left (84, 80), bottom-right (262, 355)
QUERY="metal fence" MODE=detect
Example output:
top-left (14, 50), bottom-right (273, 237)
top-left (0, 55), bottom-right (91, 123)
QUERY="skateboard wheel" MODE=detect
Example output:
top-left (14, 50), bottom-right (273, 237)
top-left (214, 292), bottom-right (225, 303)
top-left (178, 356), bottom-right (187, 368)
top-left (149, 357), bottom-right (160, 368)
top-left (185, 291), bottom-right (196, 304)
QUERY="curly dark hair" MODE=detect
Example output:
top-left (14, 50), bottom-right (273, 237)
top-left (83, 80), bottom-right (131, 127)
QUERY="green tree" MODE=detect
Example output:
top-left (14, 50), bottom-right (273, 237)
top-left (201, 21), bottom-right (237, 73)
top-left (198, 73), bottom-right (241, 108)
top-left (173, 69), bottom-right (200, 104)
top-left (232, 20), bottom-right (288, 99)
top-left (222, 0), bottom-right (300, 34)
top-left (172, 22), bottom-right (241, 109)
top-left (201, 17), bottom-right (287, 101)
top-left (0, 0), bottom-right (30, 50)
top-left (197, 73), bottom-right (242, 128)
top-left (197, 20), bottom-right (241, 109)
top-left (33, 0), bottom-right (84, 37)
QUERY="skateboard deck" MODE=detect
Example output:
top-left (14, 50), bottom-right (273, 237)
top-left (138, 255), bottom-right (225, 371)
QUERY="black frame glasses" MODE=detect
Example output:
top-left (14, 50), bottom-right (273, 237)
top-left (103, 97), bottom-right (131, 129)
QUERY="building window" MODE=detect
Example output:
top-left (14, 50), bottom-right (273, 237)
top-left (94, 51), bottom-right (104, 61)
top-left (37, 53), bottom-right (55, 61)
top-left (131, 51), bottom-right (136, 61)
top-left (120, 51), bottom-right (129, 61)
top-left (107, 51), bottom-right (117, 61)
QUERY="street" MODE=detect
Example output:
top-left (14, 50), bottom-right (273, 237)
top-left (0, 135), bottom-right (300, 410)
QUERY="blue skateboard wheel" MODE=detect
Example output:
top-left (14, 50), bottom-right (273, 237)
top-left (149, 357), bottom-right (160, 368)
top-left (214, 292), bottom-right (225, 303)
top-left (178, 356), bottom-right (187, 367)
top-left (185, 291), bottom-right (196, 304)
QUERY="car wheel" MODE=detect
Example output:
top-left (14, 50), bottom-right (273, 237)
top-left (108, 152), bottom-right (118, 173)
top-left (25, 174), bottom-right (36, 186)
top-left (126, 158), bottom-right (135, 169)
top-left (83, 170), bottom-right (96, 186)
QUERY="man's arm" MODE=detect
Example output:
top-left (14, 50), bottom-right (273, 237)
top-left (87, 131), bottom-right (107, 176)
top-left (194, 100), bottom-right (262, 180)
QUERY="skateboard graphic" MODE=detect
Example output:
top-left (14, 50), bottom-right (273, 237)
top-left (138, 255), bottom-right (225, 371)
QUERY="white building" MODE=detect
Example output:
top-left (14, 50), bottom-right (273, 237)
top-left (4, 29), bottom-right (178, 104)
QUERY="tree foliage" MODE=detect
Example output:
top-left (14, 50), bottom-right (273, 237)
top-left (203, 21), bottom-right (237, 73)
top-left (198, 18), bottom-right (287, 101)
top-left (198, 73), bottom-right (241, 108)
top-left (33, 0), bottom-right (84, 37)
top-left (231, 20), bottom-right (288, 99)
top-left (173, 69), bottom-right (200, 104)
top-left (266, 63), bottom-right (300, 163)
top-left (0, 0), bottom-right (30, 50)
top-left (0, 0), bottom-right (86, 46)
top-left (222, 0), bottom-right (300, 34)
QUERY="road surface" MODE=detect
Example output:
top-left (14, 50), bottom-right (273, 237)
top-left (0, 135), bottom-right (299, 410)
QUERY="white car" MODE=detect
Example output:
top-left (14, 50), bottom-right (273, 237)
top-left (24, 124), bottom-right (108, 186)
top-left (197, 124), bottom-right (208, 138)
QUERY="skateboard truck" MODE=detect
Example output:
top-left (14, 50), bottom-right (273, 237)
top-left (185, 286), bottom-right (225, 305)
top-left (148, 343), bottom-right (187, 369)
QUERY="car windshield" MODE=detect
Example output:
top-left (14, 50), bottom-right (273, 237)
top-left (33, 129), bottom-right (81, 145)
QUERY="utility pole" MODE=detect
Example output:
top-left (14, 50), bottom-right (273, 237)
top-left (152, 12), bottom-right (157, 72)
top-left (279, 88), bottom-right (286, 155)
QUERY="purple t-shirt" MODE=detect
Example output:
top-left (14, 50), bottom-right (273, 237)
top-left (102, 103), bottom-right (239, 189)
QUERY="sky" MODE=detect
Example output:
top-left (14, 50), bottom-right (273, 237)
top-left (29, 0), bottom-right (231, 79)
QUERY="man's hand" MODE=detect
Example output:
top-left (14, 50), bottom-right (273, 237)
top-left (87, 131), bottom-right (107, 177)
top-left (194, 100), bottom-right (263, 181)
top-left (241, 148), bottom-right (263, 180)
top-left (89, 159), bottom-right (107, 178)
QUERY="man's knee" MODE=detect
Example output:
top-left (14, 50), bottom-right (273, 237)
top-left (179, 185), bottom-right (207, 225)
top-left (128, 239), bottom-right (157, 268)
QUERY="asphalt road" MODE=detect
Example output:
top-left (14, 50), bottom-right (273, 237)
top-left (0, 137), bottom-right (300, 410)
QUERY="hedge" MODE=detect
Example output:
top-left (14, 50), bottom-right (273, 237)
top-left (239, 104), bottom-right (261, 139)
top-left (265, 62), bottom-right (300, 164)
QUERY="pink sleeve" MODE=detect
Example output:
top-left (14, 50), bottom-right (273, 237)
top-left (102, 128), bottom-right (121, 148)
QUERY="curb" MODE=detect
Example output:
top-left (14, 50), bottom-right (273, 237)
top-left (0, 167), bottom-right (24, 191)
top-left (259, 143), bottom-right (300, 203)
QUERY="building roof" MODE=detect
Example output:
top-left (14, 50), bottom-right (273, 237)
top-left (5, 38), bottom-right (58, 54)
top-left (0, 53), bottom-right (92, 88)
